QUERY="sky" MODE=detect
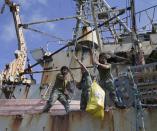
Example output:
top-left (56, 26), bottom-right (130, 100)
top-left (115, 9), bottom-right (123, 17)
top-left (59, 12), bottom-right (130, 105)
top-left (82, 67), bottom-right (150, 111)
top-left (0, 0), bottom-right (157, 82)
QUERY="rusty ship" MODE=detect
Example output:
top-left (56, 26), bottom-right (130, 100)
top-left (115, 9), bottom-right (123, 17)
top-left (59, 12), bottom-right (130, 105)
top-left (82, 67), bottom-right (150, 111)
top-left (0, 0), bottom-right (157, 131)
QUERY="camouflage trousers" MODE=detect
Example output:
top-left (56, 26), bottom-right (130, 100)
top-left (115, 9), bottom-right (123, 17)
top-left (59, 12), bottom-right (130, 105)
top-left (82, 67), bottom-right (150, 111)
top-left (100, 79), bottom-right (118, 107)
top-left (43, 89), bottom-right (70, 113)
top-left (80, 90), bottom-right (90, 111)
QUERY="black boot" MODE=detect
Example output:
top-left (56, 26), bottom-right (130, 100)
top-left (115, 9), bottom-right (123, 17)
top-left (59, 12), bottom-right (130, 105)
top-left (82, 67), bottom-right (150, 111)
top-left (43, 103), bottom-right (52, 113)
top-left (115, 101), bottom-right (127, 109)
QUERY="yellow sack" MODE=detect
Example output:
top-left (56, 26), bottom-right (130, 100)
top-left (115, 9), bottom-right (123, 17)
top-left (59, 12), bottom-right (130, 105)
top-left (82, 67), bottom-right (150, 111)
top-left (86, 81), bottom-right (105, 119)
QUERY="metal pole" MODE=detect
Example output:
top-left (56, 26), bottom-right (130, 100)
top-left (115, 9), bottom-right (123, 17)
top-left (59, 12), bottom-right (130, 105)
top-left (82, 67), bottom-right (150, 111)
top-left (130, 0), bottom-right (145, 65)
top-left (130, 0), bottom-right (137, 33)
top-left (128, 67), bottom-right (146, 131)
top-left (91, 1), bottom-right (102, 51)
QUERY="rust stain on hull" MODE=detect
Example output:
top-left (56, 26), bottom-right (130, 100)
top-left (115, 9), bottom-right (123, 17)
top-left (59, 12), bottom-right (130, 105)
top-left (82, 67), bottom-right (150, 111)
top-left (12, 115), bottom-right (23, 131)
top-left (0, 109), bottom-right (156, 131)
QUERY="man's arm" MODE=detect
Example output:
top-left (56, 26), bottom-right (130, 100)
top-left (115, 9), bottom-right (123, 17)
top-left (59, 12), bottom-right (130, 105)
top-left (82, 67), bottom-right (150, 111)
top-left (97, 62), bottom-right (111, 69)
top-left (90, 50), bottom-right (111, 69)
top-left (74, 55), bottom-right (88, 72)
top-left (91, 50), bottom-right (111, 69)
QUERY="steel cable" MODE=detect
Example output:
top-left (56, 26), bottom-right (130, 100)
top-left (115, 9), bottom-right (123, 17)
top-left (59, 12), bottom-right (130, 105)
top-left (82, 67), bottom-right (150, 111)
top-left (24, 26), bottom-right (68, 42)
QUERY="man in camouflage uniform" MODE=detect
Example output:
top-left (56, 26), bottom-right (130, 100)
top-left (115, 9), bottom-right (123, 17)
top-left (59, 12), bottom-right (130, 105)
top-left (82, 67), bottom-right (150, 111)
top-left (43, 66), bottom-right (74, 113)
top-left (95, 53), bottom-right (119, 109)
top-left (74, 56), bottom-right (92, 111)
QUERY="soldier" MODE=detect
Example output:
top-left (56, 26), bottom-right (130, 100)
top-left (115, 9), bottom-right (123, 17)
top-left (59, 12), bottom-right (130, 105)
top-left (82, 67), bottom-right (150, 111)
top-left (93, 52), bottom-right (119, 110)
top-left (42, 66), bottom-right (74, 113)
top-left (74, 56), bottom-right (92, 111)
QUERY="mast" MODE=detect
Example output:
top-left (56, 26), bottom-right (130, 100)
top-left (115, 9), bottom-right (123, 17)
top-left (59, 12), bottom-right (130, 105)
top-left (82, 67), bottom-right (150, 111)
top-left (130, 0), bottom-right (145, 65)
top-left (130, 2), bottom-right (146, 131)
top-left (130, 0), bottom-right (137, 48)
top-left (91, 1), bottom-right (102, 51)
top-left (130, 0), bottom-right (137, 33)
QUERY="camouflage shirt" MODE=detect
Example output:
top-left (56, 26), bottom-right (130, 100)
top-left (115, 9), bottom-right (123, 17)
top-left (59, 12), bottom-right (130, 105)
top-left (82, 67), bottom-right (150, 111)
top-left (97, 65), bottom-right (115, 92)
top-left (53, 73), bottom-right (71, 92)
top-left (97, 65), bottom-right (113, 82)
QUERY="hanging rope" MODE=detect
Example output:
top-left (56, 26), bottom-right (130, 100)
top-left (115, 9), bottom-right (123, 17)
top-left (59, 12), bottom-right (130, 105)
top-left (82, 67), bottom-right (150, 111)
top-left (66, 16), bottom-right (82, 97)
top-left (91, 25), bottom-right (98, 80)
top-left (23, 26), bottom-right (68, 42)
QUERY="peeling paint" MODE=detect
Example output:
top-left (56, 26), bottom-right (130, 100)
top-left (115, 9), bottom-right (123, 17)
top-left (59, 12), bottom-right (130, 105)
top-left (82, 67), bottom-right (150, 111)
top-left (0, 100), bottom-right (156, 131)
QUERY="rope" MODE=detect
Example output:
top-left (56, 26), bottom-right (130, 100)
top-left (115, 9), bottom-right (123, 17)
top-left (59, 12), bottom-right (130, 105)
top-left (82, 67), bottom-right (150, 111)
top-left (91, 26), bottom-right (98, 80)
top-left (67, 15), bottom-right (82, 98)
top-left (21, 15), bottom-right (80, 26)
top-left (22, 66), bottom-right (94, 74)
top-left (24, 27), bottom-right (68, 42)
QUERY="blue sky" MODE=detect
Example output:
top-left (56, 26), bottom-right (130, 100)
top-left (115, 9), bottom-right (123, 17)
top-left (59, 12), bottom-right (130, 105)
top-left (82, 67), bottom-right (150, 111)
top-left (0, 0), bottom-right (157, 82)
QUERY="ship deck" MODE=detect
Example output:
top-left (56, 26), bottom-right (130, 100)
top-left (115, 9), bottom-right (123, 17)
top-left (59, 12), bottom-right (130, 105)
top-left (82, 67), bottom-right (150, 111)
top-left (0, 99), bottom-right (80, 116)
top-left (0, 99), bottom-right (156, 131)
